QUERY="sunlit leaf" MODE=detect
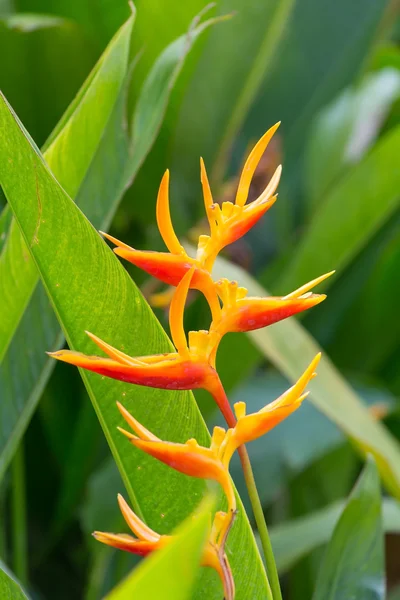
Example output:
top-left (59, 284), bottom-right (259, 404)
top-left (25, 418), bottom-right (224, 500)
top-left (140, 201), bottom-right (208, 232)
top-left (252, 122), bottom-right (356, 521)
top-left (0, 91), bottom-right (270, 600)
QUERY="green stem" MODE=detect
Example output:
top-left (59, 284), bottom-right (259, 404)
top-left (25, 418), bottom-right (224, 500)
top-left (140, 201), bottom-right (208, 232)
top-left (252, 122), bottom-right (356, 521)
top-left (12, 444), bottom-right (28, 586)
top-left (212, 380), bottom-right (281, 600)
top-left (237, 445), bottom-right (282, 600)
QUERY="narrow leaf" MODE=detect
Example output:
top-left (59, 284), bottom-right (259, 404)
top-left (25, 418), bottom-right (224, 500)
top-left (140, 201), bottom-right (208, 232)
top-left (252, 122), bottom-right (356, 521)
top-left (313, 457), bottom-right (385, 600)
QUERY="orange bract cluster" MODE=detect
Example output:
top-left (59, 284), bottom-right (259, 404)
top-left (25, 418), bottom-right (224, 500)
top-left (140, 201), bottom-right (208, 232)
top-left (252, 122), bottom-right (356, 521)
top-left (49, 124), bottom-right (330, 599)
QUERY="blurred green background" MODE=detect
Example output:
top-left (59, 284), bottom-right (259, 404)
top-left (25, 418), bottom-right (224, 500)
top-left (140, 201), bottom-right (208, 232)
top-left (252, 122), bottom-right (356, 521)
top-left (1, 0), bottom-right (400, 598)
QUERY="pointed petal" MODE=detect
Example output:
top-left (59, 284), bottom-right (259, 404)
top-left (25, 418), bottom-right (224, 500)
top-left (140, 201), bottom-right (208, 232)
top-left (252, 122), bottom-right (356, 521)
top-left (252, 164), bottom-right (282, 205)
top-left (169, 267), bottom-right (195, 356)
top-left (85, 331), bottom-right (144, 366)
top-left (100, 231), bottom-right (133, 251)
top-left (282, 270), bottom-right (335, 299)
top-left (117, 494), bottom-right (159, 542)
top-left (200, 158), bottom-right (216, 234)
top-left (116, 402), bottom-right (160, 442)
top-left (113, 247), bottom-right (194, 287)
top-left (235, 122), bottom-right (280, 207)
top-left (156, 170), bottom-right (185, 255)
top-left (93, 531), bottom-right (157, 555)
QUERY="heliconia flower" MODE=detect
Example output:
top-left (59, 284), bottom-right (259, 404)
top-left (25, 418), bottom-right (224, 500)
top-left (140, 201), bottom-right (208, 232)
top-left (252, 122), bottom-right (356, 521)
top-left (94, 495), bottom-right (234, 599)
top-left (211, 272), bottom-right (334, 336)
top-left (196, 123), bottom-right (281, 270)
top-left (48, 268), bottom-right (223, 397)
top-left (100, 170), bottom-right (217, 308)
top-left (93, 493), bottom-right (171, 555)
top-left (116, 402), bottom-right (236, 513)
top-left (102, 124), bottom-right (281, 292)
top-left (217, 354), bottom-right (321, 465)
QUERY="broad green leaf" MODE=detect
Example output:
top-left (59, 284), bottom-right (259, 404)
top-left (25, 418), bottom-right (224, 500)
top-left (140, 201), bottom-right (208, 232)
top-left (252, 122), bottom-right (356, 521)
top-left (0, 12), bottom-right (134, 362)
top-left (0, 562), bottom-right (29, 600)
top-left (312, 457), bottom-right (385, 600)
top-left (270, 496), bottom-right (400, 575)
top-left (0, 204), bottom-right (11, 253)
top-left (211, 254), bottom-right (400, 499)
top-left (0, 10), bottom-right (225, 484)
top-left (105, 497), bottom-right (215, 600)
top-left (0, 96), bottom-right (269, 600)
top-left (276, 125), bottom-right (400, 294)
top-left (305, 68), bottom-right (400, 210)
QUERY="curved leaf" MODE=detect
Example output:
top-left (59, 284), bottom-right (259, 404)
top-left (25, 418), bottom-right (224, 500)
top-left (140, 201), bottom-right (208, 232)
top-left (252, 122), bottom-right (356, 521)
top-left (0, 95), bottom-right (270, 600)
top-left (270, 497), bottom-right (400, 575)
top-left (312, 457), bottom-right (385, 600)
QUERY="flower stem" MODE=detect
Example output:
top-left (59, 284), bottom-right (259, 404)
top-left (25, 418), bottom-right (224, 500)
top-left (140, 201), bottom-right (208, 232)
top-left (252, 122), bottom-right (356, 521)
top-left (237, 445), bottom-right (282, 600)
top-left (12, 443), bottom-right (28, 586)
top-left (211, 379), bottom-right (282, 600)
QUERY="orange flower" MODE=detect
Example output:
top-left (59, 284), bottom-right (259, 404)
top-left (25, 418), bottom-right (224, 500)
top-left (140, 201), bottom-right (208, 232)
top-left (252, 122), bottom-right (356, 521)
top-left (197, 123), bottom-right (281, 271)
top-left (217, 354), bottom-right (321, 465)
top-left (102, 124), bottom-right (281, 289)
top-left (50, 268), bottom-right (218, 388)
top-left (94, 495), bottom-right (235, 599)
top-left (116, 402), bottom-right (236, 513)
top-left (211, 272), bottom-right (334, 336)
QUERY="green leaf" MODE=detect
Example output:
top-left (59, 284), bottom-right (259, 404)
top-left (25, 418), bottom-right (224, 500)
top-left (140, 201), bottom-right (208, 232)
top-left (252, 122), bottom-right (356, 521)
top-left (0, 9), bottom-right (225, 484)
top-left (270, 496), bottom-right (400, 575)
top-left (305, 68), bottom-right (400, 210)
top-left (0, 95), bottom-right (269, 600)
top-left (0, 561), bottom-right (29, 600)
top-left (105, 497), bottom-right (215, 600)
top-left (312, 457), bottom-right (385, 600)
top-left (211, 254), bottom-right (400, 499)
top-left (276, 125), bottom-right (400, 294)
top-left (0, 11), bottom-right (134, 363)
top-left (0, 204), bottom-right (11, 253)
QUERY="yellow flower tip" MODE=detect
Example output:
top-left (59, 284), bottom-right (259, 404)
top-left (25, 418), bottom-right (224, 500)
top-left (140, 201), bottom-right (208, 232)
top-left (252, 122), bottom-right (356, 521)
top-left (156, 168), bottom-right (185, 256)
top-left (210, 426), bottom-right (227, 452)
top-left (116, 402), bottom-right (160, 442)
top-left (233, 401), bottom-right (246, 420)
top-left (235, 122), bottom-right (281, 207)
top-left (188, 329), bottom-right (221, 363)
top-left (99, 231), bottom-right (133, 251)
top-left (169, 267), bottom-right (196, 356)
top-left (117, 426), bottom-right (138, 441)
top-left (283, 270), bottom-right (335, 300)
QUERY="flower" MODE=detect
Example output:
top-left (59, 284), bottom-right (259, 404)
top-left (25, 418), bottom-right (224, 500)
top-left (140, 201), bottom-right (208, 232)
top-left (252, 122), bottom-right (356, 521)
top-left (217, 354), bottom-right (321, 465)
top-left (101, 123), bottom-right (281, 290)
top-left (116, 401), bottom-right (236, 513)
top-left (49, 268), bottom-right (237, 422)
top-left (94, 494), bottom-right (235, 599)
top-left (197, 123), bottom-right (281, 270)
top-left (211, 272), bottom-right (334, 335)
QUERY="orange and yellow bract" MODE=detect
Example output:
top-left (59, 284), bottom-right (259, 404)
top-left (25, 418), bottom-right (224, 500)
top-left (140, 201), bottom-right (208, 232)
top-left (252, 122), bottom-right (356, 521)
top-left (49, 124), bottom-right (332, 600)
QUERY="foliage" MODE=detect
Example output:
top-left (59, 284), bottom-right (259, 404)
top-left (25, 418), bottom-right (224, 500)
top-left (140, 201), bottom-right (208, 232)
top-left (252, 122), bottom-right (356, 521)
top-left (0, 0), bottom-right (400, 599)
